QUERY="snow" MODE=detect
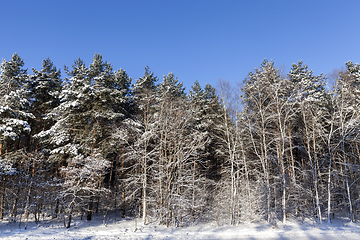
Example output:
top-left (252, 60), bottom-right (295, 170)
top-left (1, 214), bottom-right (360, 240)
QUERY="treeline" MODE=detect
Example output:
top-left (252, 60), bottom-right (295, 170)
top-left (0, 53), bottom-right (359, 228)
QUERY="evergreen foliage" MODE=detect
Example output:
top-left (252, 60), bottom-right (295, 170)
top-left (1, 53), bottom-right (360, 227)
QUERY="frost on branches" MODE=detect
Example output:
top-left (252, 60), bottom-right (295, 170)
top-left (59, 150), bottom-right (110, 228)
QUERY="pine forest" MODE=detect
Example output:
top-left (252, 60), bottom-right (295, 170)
top-left (1, 53), bottom-right (360, 228)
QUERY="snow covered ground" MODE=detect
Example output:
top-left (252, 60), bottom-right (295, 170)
top-left (1, 215), bottom-right (360, 240)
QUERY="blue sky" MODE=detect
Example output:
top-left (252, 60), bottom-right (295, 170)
top-left (1, 0), bottom-right (360, 90)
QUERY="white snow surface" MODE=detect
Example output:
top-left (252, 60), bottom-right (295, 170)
top-left (1, 214), bottom-right (360, 240)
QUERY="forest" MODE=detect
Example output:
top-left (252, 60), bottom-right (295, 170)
top-left (0, 53), bottom-right (360, 228)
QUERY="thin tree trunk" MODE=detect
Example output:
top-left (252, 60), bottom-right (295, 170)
top-left (142, 155), bottom-right (147, 225)
top-left (87, 195), bottom-right (93, 221)
top-left (303, 109), bottom-right (321, 223)
top-left (289, 127), bottom-right (300, 217)
top-left (142, 104), bottom-right (149, 225)
top-left (262, 130), bottom-right (271, 223)
top-left (11, 188), bottom-right (20, 220)
top-left (327, 120), bottom-right (334, 224)
top-left (327, 152), bottom-right (333, 223)
top-left (192, 160), bottom-right (196, 223)
top-left (66, 211), bottom-right (72, 228)
top-left (54, 199), bottom-right (59, 218)
top-left (24, 187), bottom-right (32, 219)
top-left (222, 102), bottom-right (236, 225)
top-left (288, 128), bottom-right (296, 184)
top-left (343, 141), bottom-right (353, 222)
top-left (276, 126), bottom-right (286, 223)
top-left (312, 117), bottom-right (322, 223)
top-left (0, 176), bottom-right (5, 220)
top-left (121, 150), bottom-right (125, 218)
top-left (281, 146), bottom-right (286, 223)
top-left (247, 117), bottom-right (269, 222)
top-left (96, 178), bottom-right (101, 214)
top-left (240, 140), bottom-right (252, 221)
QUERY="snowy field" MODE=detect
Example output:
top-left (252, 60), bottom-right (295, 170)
top-left (1, 215), bottom-right (360, 240)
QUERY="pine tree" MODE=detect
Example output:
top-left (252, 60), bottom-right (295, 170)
top-left (40, 54), bottom-right (131, 220)
top-left (189, 81), bottom-right (223, 181)
top-left (0, 53), bottom-right (33, 155)
top-left (29, 58), bottom-right (62, 152)
top-left (157, 72), bottom-right (185, 99)
top-left (0, 53), bottom-right (33, 219)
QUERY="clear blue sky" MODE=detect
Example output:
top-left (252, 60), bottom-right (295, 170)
top-left (1, 0), bottom-right (359, 90)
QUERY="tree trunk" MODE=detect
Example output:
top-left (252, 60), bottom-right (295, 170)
top-left (66, 212), bottom-right (72, 228)
top-left (87, 195), bottom-right (93, 221)
top-left (327, 152), bottom-right (333, 223)
top-left (276, 125), bottom-right (286, 224)
top-left (248, 117), bottom-right (269, 222)
top-left (288, 128), bottom-right (296, 184)
top-left (312, 117), bottom-right (322, 223)
top-left (24, 187), bottom-right (32, 219)
top-left (302, 108), bottom-right (321, 223)
top-left (142, 155), bottom-right (147, 225)
top-left (0, 176), bottom-right (5, 220)
top-left (241, 140), bottom-right (252, 222)
top-left (262, 131), bottom-right (271, 223)
top-left (343, 141), bottom-right (353, 222)
top-left (192, 160), bottom-right (196, 223)
top-left (11, 188), bottom-right (20, 220)
top-left (121, 151), bottom-right (126, 218)
top-left (54, 199), bottom-right (59, 218)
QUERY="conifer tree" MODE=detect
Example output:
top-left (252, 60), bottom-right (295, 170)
top-left (0, 53), bottom-right (34, 220)
top-left (189, 81), bottom-right (223, 181)
top-left (29, 58), bottom-right (62, 152)
top-left (40, 54), bottom-right (131, 220)
top-left (0, 53), bottom-right (33, 155)
top-left (157, 72), bottom-right (185, 99)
